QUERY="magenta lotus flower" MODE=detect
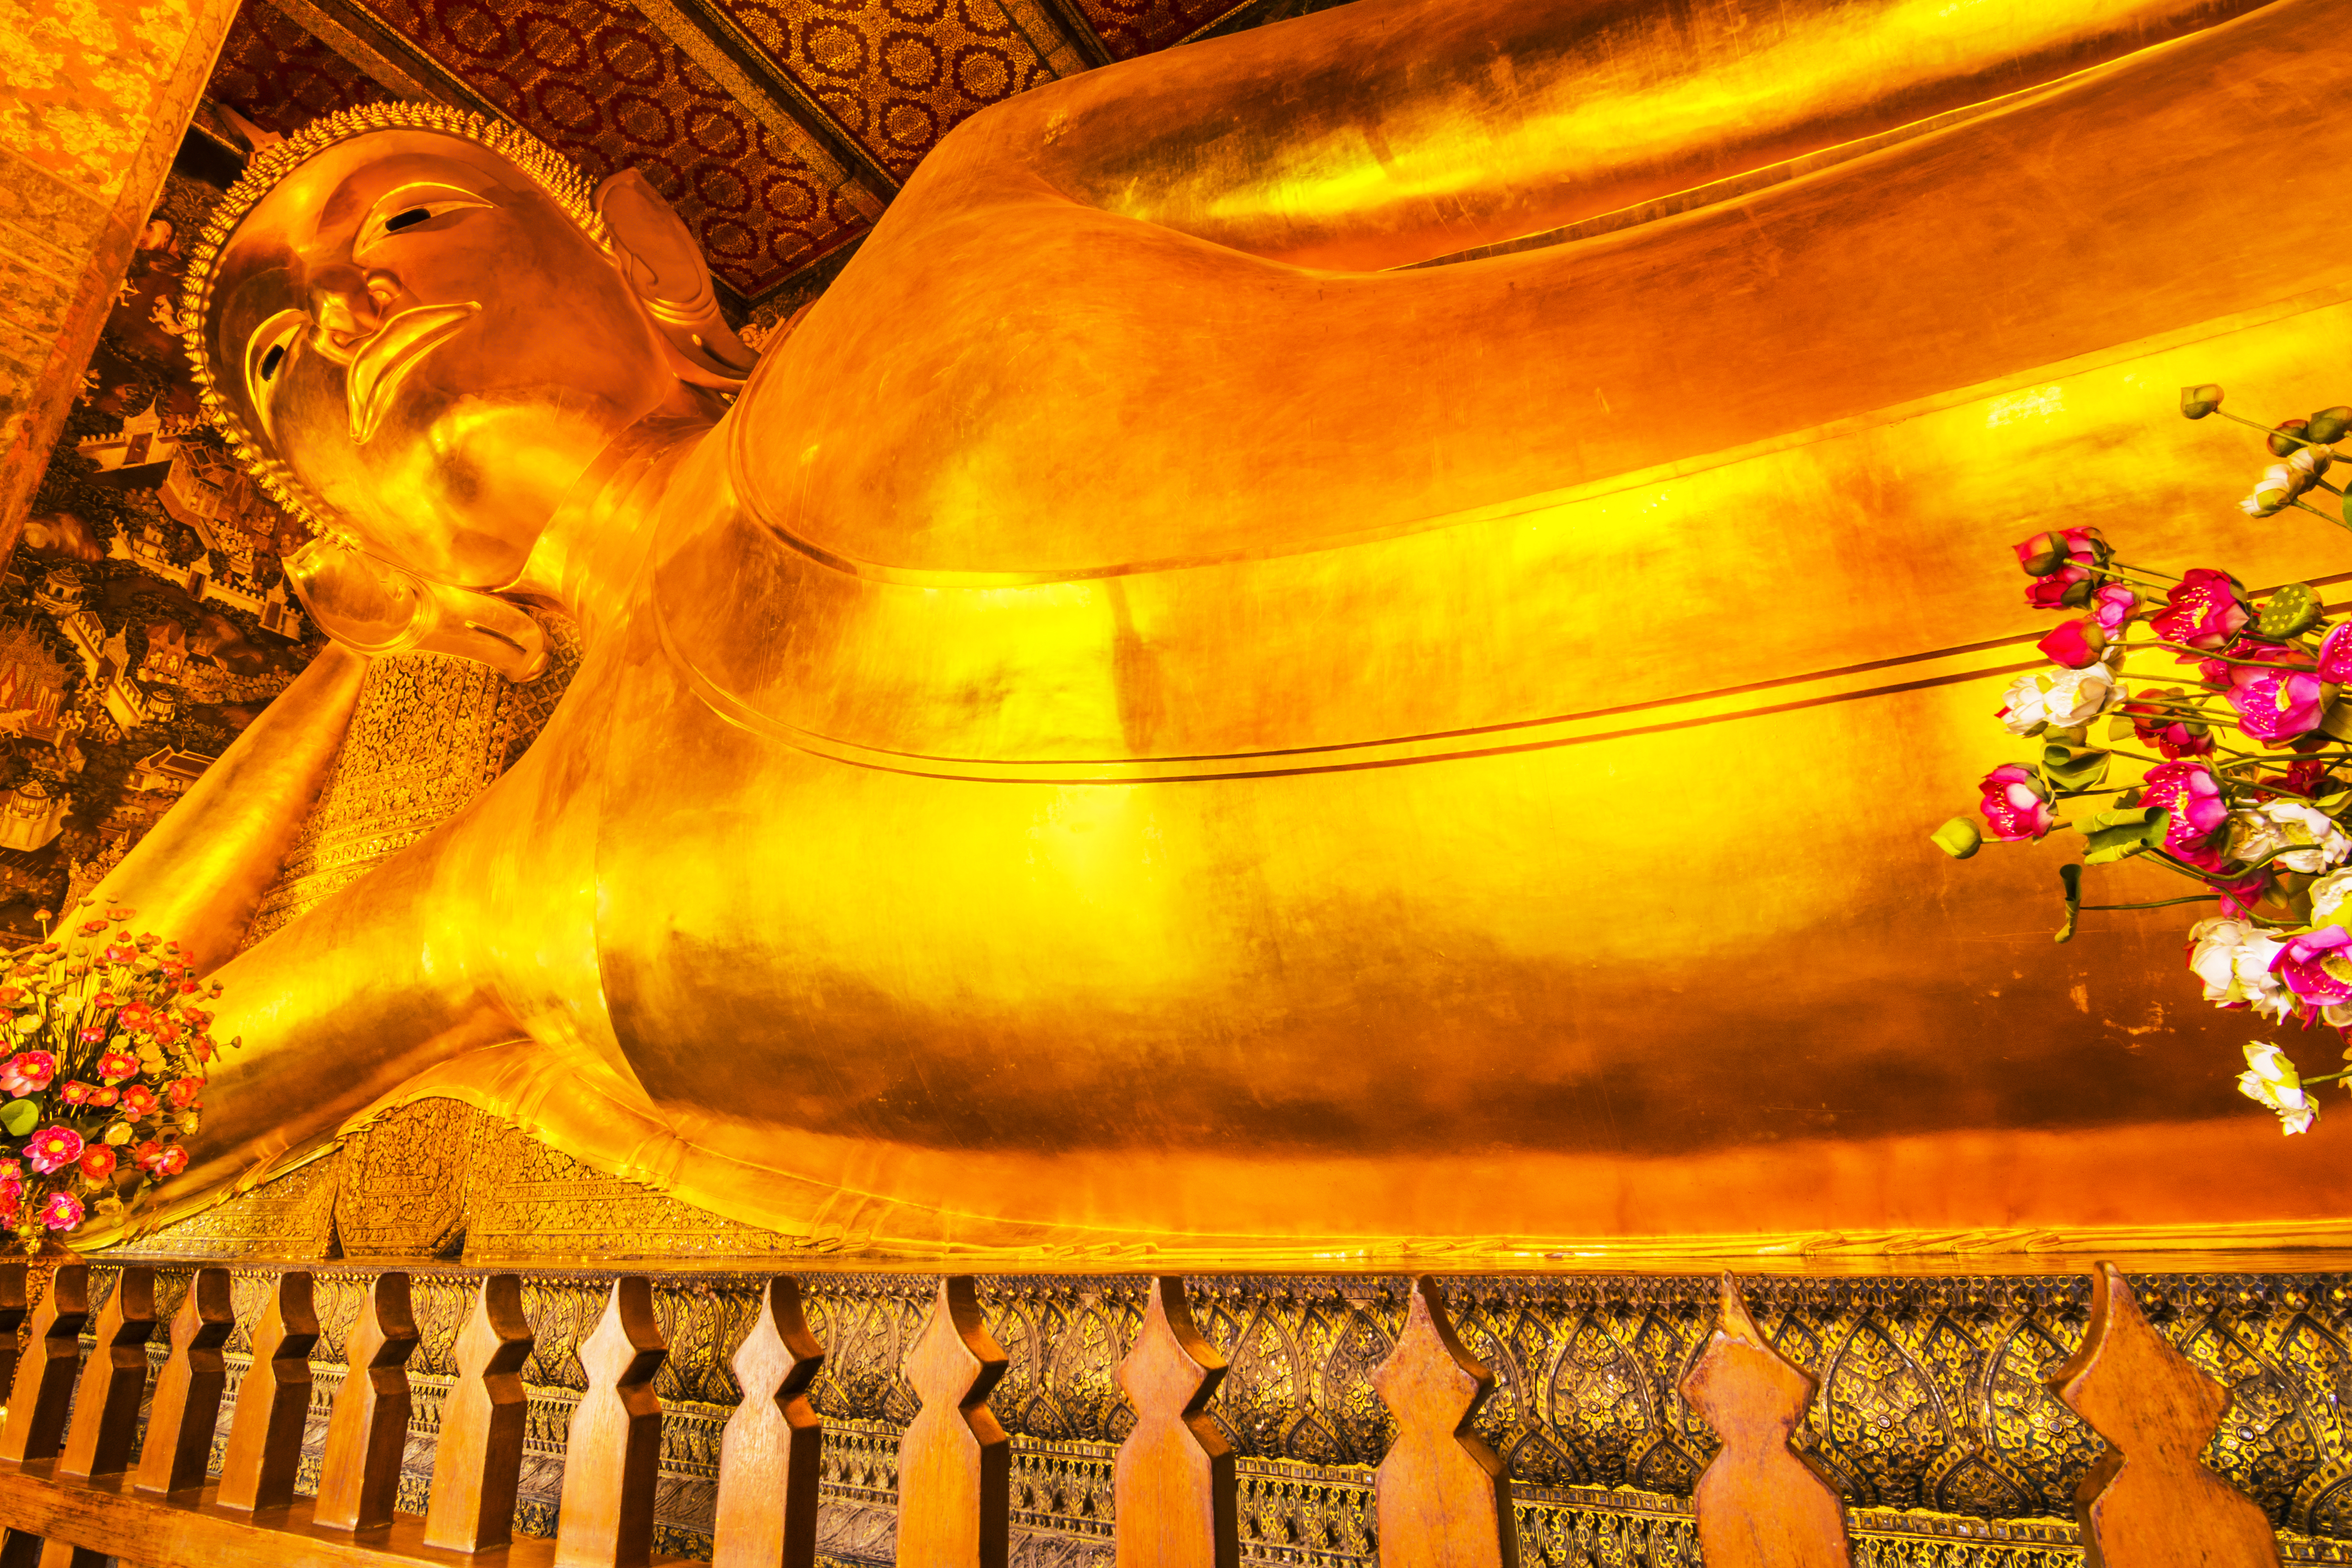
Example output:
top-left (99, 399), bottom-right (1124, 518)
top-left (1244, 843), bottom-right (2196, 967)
top-left (2228, 666), bottom-right (2328, 742)
top-left (2015, 528), bottom-right (2108, 610)
top-left (2092, 583), bottom-right (2139, 634)
top-left (2142, 761), bottom-right (2229, 855)
top-left (2321, 623), bottom-right (2352, 683)
top-left (23, 1124), bottom-right (81, 1175)
top-left (2149, 568), bottom-right (2251, 650)
top-left (2036, 619), bottom-right (2105, 669)
top-left (1978, 763), bottom-right (2054, 841)
top-left (0, 1050), bottom-right (53, 1098)
top-left (2276, 925), bottom-right (2352, 1005)
top-left (37, 1190), bottom-right (81, 1232)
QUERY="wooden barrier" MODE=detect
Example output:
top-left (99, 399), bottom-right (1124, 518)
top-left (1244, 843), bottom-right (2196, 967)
top-left (1370, 1276), bottom-right (1514, 1568)
top-left (2050, 1261), bottom-right (2283, 1568)
top-left (1678, 1272), bottom-right (1850, 1568)
top-left (1114, 1276), bottom-right (1236, 1568)
top-left (896, 1276), bottom-right (1011, 1568)
top-left (712, 1275), bottom-right (826, 1568)
top-left (0, 1261), bottom-right (2308, 1566)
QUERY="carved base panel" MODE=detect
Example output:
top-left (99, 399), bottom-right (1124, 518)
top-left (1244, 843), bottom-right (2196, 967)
top-left (45, 1253), bottom-right (2352, 1564)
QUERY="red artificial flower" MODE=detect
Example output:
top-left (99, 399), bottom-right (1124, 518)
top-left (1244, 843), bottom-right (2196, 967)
top-left (1979, 764), bottom-right (2055, 842)
top-left (131, 1139), bottom-right (163, 1174)
top-left (116, 1002), bottom-right (150, 1028)
top-left (164, 1076), bottom-right (201, 1110)
top-left (90, 992), bottom-right (115, 1008)
top-left (2036, 619), bottom-right (2107, 669)
top-left (154, 1144), bottom-right (187, 1176)
top-left (25, 1125), bottom-right (82, 1175)
top-left (94, 1051), bottom-right (135, 1084)
top-left (86, 1086), bottom-right (117, 1108)
top-left (117, 1083), bottom-right (157, 1117)
top-left (38, 1191), bottom-right (81, 1231)
top-left (2148, 569), bottom-right (2252, 651)
top-left (76, 920), bottom-right (105, 936)
top-left (57, 1079), bottom-right (95, 1106)
top-left (77, 1144), bottom-right (115, 1181)
top-left (74, 1025), bottom-right (103, 1046)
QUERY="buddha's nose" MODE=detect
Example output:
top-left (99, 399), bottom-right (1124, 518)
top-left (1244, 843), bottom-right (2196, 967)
top-left (308, 267), bottom-right (408, 359)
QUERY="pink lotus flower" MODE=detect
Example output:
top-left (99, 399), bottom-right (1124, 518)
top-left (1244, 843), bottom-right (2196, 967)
top-left (2092, 584), bottom-right (2139, 634)
top-left (2228, 667), bottom-right (2328, 742)
top-left (24, 1124), bottom-right (82, 1175)
top-left (38, 1191), bottom-right (81, 1231)
top-left (57, 1079), bottom-right (96, 1106)
top-left (2216, 868), bottom-right (2273, 919)
top-left (2150, 569), bottom-right (2252, 651)
top-left (1979, 764), bottom-right (2054, 842)
top-left (2036, 620), bottom-right (2106, 669)
top-left (2142, 761), bottom-right (2229, 856)
top-left (2321, 623), bottom-right (2352, 684)
top-left (2275, 926), bottom-right (2352, 1005)
top-left (0, 1050), bottom-right (54, 1096)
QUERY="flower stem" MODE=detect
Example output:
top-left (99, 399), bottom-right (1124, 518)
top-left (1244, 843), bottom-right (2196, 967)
top-left (2079, 895), bottom-right (2221, 910)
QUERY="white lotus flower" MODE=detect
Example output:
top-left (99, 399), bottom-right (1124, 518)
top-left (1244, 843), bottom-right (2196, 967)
top-left (2314, 868), bottom-right (2352, 927)
top-left (2237, 1040), bottom-right (2318, 1134)
top-left (2188, 917), bottom-right (2294, 1020)
top-left (1999, 664), bottom-right (2123, 735)
top-left (2230, 800), bottom-right (2352, 874)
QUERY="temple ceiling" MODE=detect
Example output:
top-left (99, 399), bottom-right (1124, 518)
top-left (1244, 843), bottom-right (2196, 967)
top-left (190, 0), bottom-right (1342, 321)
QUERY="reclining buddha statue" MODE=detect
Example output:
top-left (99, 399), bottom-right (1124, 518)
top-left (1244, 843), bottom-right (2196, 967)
top-left (93, 0), bottom-right (2352, 1257)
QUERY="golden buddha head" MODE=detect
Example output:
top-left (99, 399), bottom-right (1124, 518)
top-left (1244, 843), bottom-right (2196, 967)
top-left (184, 106), bottom-right (754, 596)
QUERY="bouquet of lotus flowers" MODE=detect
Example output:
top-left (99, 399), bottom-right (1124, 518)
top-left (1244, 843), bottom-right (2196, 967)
top-left (1933, 387), bottom-right (2352, 1137)
top-left (0, 903), bottom-right (218, 1253)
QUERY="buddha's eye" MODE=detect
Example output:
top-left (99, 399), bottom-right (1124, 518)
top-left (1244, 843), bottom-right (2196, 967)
top-left (355, 184), bottom-right (494, 258)
top-left (241, 308), bottom-right (310, 440)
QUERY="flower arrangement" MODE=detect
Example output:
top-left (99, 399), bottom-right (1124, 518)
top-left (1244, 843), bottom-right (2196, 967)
top-left (0, 904), bottom-right (216, 1253)
top-left (1933, 387), bottom-right (2352, 1136)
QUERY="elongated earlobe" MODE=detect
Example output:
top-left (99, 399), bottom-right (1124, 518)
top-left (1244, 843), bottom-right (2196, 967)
top-left (594, 169), bottom-right (757, 389)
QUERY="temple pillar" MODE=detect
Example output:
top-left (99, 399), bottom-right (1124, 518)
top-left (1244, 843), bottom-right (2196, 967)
top-left (0, 0), bottom-right (240, 549)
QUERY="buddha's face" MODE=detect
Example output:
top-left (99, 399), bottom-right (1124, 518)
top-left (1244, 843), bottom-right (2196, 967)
top-left (204, 131), bottom-right (676, 589)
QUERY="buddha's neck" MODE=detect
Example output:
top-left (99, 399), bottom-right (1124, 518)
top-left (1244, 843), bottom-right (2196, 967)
top-left (509, 391), bottom-right (720, 647)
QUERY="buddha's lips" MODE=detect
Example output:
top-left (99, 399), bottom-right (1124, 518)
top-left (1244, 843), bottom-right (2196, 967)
top-left (346, 301), bottom-right (481, 446)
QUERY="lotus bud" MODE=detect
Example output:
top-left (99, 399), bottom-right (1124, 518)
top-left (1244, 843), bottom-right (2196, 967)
top-left (1932, 817), bottom-right (1984, 859)
top-left (2181, 384), bottom-right (2226, 419)
top-left (2271, 417), bottom-right (2312, 457)
top-left (2311, 406), bottom-right (2352, 443)
top-left (2015, 531), bottom-right (2073, 577)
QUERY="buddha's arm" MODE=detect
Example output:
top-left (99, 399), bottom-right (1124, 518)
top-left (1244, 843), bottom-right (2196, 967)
top-left (957, 0), bottom-right (2265, 270)
top-left (93, 644), bottom-right (367, 972)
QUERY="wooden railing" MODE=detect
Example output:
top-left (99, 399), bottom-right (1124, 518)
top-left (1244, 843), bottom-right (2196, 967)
top-left (0, 1261), bottom-right (2293, 1568)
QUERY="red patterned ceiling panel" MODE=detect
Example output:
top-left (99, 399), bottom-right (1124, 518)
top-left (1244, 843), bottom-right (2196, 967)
top-left (1069, 0), bottom-right (1229, 59)
top-left (366, 0), bottom-right (877, 298)
top-left (724, 0), bottom-right (1051, 179)
top-left (207, 3), bottom-right (385, 133)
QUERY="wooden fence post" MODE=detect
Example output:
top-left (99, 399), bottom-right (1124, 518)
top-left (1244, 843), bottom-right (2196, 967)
top-left (423, 1273), bottom-right (535, 1552)
top-left (313, 1270), bottom-right (419, 1532)
top-left (1115, 1276), bottom-right (1236, 1568)
top-left (1371, 1276), bottom-right (1515, 1568)
top-left (554, 1275), bottom-right (668, 1568)
top-left (2049, 1262), bottom-right (2281, 1568)
top-left (896, 1277), bottom-right (1010, 1568)
top-left (216, 1270), bottom-right (319, 1513)
top-left (713, 1276), bottom-right (826, 1568)
top-left (1677, 1273), bottom-right (1850, 1568)
top-left (54, 1265), bottom-right (154, 1479)
top-left (133, 1265), bottom-right (234, 1495)
top-left (0, 1264), bottom-right (87, 1463)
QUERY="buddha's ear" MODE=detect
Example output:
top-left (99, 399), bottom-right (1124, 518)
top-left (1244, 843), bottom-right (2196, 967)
top-left (594, 169), bottom-right (758, 389)
top-left (283, 539), bottom-right (547, 683)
